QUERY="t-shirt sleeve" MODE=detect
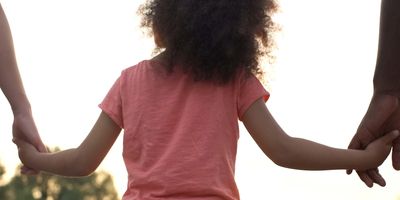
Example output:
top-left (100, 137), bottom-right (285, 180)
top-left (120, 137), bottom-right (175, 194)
top-left (237, 74), bottom-right (270, 121)
top-left (99, 75), bottom-right (124, 128)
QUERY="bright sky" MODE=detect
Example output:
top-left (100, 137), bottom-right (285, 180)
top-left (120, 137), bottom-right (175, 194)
top-left (1, 0), bottom-right (400, 199)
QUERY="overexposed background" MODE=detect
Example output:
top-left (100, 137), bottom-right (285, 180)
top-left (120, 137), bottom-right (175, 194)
top-left (1, 0), bottom-right (399, 199)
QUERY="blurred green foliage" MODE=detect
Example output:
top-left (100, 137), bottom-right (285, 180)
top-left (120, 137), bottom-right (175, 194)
top-left (0, 147), bottom-right (119, 200)
top-left (0, 164), bottom-right (119, 200)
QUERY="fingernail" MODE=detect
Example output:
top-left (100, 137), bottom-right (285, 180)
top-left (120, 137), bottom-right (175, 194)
top-left (392, 130), bottom-right (399, 136)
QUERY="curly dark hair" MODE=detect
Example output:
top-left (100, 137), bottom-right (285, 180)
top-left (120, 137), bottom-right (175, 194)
top-left (139, 0), bottom-right (278, 84)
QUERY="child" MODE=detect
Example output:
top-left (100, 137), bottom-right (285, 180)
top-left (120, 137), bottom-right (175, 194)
top-left (14, 0), bottom-right (399, 199)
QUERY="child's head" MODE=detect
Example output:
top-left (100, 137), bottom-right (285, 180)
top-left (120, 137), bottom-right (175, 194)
top-left (139, 0), bottom-right (278, 84)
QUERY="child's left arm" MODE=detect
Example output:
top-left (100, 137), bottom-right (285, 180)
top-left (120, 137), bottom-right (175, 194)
top-left (14, 111), bottom-right (121, 177)
top-left (242, 98), bottom-right (398, 173)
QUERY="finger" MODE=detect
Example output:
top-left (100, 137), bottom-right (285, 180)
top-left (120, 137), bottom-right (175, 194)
top-left (346, 169), bottom-right (353, 175)
top-left (31, 133), bottom-right (47, 153)
top-left (348, 134), bottom-right (363, 150)
top-left (392, 136), bottom-right (400, 170)
top-left (21, 166), bottom-right (39, 174)
top-left (21, 166), bottom-right (39, 175)
top-left (381, 130), bottom-right (400, 144)
top-left (367, 169), bottom-right (385, 187)
top-left (357, 171), bottom-right (374, 188)
top-left (36, 142), bottom-right (48, 153)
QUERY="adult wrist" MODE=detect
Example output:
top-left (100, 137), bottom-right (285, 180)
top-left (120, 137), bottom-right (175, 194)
top-left (373, 86), bottom-right (400, 99)
top-left (11, 97), bottom-right (32, 116)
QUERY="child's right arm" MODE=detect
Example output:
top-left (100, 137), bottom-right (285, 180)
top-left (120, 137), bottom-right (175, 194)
top-left (14, 111), bottom-right (122, 177)
top-left (242, 98), bottom-right (399, 173)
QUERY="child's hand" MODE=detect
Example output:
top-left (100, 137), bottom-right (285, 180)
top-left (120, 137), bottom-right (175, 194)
top-left (13, 138), bottom-right (40, 173)
top-left (365, 130), bottom-right (399, 168)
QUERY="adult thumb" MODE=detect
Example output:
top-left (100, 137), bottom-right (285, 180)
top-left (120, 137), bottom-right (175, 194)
top-left (34, 140), bottom-right (48, 153)
top-left (382, 130), bottom-right (400, 144)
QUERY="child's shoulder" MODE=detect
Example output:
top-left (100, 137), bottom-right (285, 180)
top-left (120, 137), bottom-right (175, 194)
top-left (120, 59), bottom-right (169, 81)
top-left (120, 59), bottom-right (162, 77)
top-left (123, 60), bottom-right (152, 73)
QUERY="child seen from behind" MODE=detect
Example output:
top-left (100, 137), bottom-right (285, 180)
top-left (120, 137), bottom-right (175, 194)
top-left (14, 0), bottom-right (399, 199)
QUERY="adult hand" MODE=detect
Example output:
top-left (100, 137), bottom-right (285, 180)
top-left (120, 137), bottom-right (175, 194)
top-left (347, 93), bottom-right (400, 187)
top-left (12, 110), bottom-right (47, 174)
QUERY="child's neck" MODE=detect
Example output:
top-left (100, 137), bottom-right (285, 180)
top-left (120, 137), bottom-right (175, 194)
top-left (151, 51), bottom-right (168, 63)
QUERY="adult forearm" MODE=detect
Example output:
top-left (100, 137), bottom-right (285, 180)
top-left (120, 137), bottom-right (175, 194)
top-left (373, 0), bottom-right (400, 96)
top-left (0, 4), bottom-right (30, 114)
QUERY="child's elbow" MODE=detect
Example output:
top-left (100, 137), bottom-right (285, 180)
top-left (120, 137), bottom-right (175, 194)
top-left (265, 140), bottom-right (294, 168)
top-left (270, 154), bottom-right (293, 168)
top-left (268, 151), bottom-right (291, 168)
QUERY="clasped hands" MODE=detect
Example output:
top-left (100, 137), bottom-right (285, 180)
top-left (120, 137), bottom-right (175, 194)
top-left (347, 93), bottom-right (400, 187)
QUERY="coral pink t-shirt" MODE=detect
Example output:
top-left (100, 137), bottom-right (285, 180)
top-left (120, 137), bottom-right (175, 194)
top-left (99, 60), bottom-right (269, 200)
